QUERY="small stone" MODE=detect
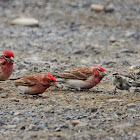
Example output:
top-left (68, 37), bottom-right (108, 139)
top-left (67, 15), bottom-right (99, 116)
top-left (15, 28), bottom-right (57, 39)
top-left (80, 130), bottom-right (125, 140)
top-left (0, 93), bottom-right (8, 98)
top-left (28, 113), bottom-right (36, 117)
top-left (116, 112), bottom-right (122, 116)
top-left (65, 116), bottom-right (71, 120)
top-left (11, 18), bottom-right (39, 27)
top-left (114, 122), bottom-right (133, 128)
top-left (20, 125), bottom-right (26, 130)
top-left (54, 127), bottom-right (61, 132)
top-left (103, 60), bottom-right (116, 66)
top-left (127, 103), bottom-right (136, 108)
top-left (109, 36), bottom-right (116, 42)
top-left (87, 107), bottom-right (98, 113)
top-left (108, 99), bottom-right (122, 102)
top-left (10, 110), bottom-right (15, 115)
top-left (37, 123), bottom-right (47, 130)
top-left (28, 124), bottom-right (37, 131)
top-left (71, 120), bottom-right (80, 126)
top-left (0, 119), bottom-right (5, 125)
top-left (90, 4), bottom-right (104, 12)
top-left (11, 117), bottom-right (20, 125)
top-left (125, 31), bottom-right (135, 38)
top-left (14, 111), bottom-right (22, 116)
top-left (104, 4), bottom-right (115, 12)
top-left (73, 50), bottom-right (85, 54)
top-left (10, 98), bottom-right (19, 102)
top-left (98, 106), bottom-right (104, 109)
top-left (120, 49), bottom-right (138, 54)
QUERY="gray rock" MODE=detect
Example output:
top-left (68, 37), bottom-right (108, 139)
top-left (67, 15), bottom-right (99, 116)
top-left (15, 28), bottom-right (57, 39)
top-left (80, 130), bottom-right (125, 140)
top-left (0, 119), bottom-right (5, 125)
top-left (54, 127), bottom-right (61, 132)
top-left (28, 124), bottom-right (37, 131)
top-left (90, 4), bottom-right (104, 12)
top-left (104, 4), bottom-right (115, 12)
top-left (127, 103), bottom-right (136, 108)
top-left (37, 123), bottom-right (47, 130)
top-left (108, 99), bottom-right (122, 102)
top-left (11, 117), bottom-right (20, 125)
top-left (9, 110), bottom-right (15, 115)
top-left (120, 49), bottom-right (138, 54)
top-left (11, 18), bottom-right (39, 27)
top-left (0, 93), bottom-right (8, 98)
top-left (125, 31), bottom-right (136, 38)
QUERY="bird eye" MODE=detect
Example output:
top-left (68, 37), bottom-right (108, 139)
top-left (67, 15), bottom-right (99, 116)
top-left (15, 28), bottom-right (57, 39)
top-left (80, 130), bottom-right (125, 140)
top-left (49, 79), bottom-right (54, 83)
top-left (4, 55), bottom-right (9, 59)
top-left (98, 69), bottom-right (102, 72)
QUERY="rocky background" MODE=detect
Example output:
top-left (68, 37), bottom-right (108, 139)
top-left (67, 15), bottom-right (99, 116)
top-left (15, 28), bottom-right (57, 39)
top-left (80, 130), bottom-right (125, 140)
top-left (0, 0), bottom-right (140, 140)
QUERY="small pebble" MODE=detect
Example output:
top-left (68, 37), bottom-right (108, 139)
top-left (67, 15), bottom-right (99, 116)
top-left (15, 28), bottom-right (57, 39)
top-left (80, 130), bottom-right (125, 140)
top-left (90, 4), bottom-right (104, 12)
top-left (11, 117), bottom-right (20, 125)
top-left (71, 120), bottom-right (80, 126)
top-left (28, 124), bottom-right (37, 131)
top-left (11, 18), bottom-right (39, 27)
top-left (104, 4), bottom-right (115, 12)
top-left (109, 36), bottom-right (116, 42)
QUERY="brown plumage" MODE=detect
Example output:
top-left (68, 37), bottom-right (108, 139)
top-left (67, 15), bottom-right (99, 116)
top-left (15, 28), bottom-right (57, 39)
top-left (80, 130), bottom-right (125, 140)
top-left (14, 74), bottom-right (56, 95)
top-left (52, 66), bottom-right (107, 90)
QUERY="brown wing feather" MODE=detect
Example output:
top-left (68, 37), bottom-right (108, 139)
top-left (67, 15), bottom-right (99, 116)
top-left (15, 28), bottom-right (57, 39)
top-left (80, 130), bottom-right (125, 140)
top-left (14, 75), bottom-right (39, 86)
top-left (54, 67), bottom-right (93, 80)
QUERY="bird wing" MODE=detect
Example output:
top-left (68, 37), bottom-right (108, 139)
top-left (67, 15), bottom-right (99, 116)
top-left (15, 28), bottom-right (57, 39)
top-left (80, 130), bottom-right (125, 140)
top-left (14, 75), bottom-right (39, 87)
top-left (132, 80), bottom-right (140, 87)
top-left (0, 57), bottom-right (5, 74)
top-left (53, 68), bottom-right (93, 80)
top-left (113, 70), bottom-right (135, 79)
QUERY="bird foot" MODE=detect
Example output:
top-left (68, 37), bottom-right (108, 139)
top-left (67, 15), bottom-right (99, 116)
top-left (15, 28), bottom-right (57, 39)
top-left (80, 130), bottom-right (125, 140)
top-left (23, 94), bottom-right (47, 99)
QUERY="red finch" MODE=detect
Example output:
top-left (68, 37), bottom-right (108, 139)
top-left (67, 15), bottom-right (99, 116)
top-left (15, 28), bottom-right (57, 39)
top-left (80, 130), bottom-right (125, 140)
top-left (14, 74), bottom-right (56, 95)
top-left (112, 72), bottom-right (134, 94)
top-left (52, 66), bottom-right (107, 90)
top-left (0, 50), bottom-right (14, 81)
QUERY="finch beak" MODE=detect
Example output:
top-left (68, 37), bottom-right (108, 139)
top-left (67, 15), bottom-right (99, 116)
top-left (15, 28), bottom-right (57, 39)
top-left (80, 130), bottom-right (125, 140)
top-left (102, 71), bottom-right (107, 76)
top-left (9, 57), bottom-right (14, 62)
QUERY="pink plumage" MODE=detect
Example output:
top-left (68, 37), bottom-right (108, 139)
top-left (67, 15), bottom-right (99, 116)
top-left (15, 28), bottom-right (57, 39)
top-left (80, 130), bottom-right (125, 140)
top-left (52, 66), bottom-right (107, 90)
top-left (14, 74), bottom-right (56, 95)
top-left (0, 50), bottom-right (14, 81)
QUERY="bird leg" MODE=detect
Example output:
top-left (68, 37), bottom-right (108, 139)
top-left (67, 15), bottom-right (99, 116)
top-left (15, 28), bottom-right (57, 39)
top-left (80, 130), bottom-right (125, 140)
top-left (113, 86), bottom-right (117, 94)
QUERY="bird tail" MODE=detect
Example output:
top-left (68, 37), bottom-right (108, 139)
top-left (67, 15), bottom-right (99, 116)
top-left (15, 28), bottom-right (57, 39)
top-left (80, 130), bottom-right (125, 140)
top-left (132, 81), bottom-right (140, 87)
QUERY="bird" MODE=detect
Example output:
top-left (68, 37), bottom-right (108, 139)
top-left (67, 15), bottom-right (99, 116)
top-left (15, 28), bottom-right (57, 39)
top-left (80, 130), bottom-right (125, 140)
top-left (112, 72), bottom-right (134, 94)
top-left (52, 66), bottom-right (107, 91)
top-left (0, 50), bottom-right (14, 91)
top-left (129, 65), bottom-right (140, 80)
top-left (0, 50), bottom-right (14, 81)
top-left (14, 74), bottom-right (56, 96)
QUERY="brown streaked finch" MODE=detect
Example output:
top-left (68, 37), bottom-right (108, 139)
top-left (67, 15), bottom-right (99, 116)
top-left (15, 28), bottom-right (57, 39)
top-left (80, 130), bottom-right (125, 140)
top-left (0, 50), bottom-right (14, 81)
top-left (14, 74), bottom-right (56, 95)
top-left (112, 72), bottom-right (134, 94)
top-left (52, 66), bottom-right (107, 91)
top-left (129, 65), bottom-right (140, 80)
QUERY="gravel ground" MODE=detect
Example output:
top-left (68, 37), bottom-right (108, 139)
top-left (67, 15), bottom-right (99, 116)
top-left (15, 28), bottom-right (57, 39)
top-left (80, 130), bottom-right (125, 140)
top-left (0, 0), bottom-right (140, 140)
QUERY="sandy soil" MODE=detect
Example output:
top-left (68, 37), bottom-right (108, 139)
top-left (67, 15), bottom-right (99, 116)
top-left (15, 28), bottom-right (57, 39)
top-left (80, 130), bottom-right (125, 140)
top-left (0, 0), bottom-right (140, 140)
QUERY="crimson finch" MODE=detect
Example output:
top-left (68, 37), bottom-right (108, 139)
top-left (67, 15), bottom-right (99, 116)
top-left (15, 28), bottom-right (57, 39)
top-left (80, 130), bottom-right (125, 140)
top-left (0, 50), bottom-right (14, 81)
top-left (52, 66), bottom-right (107, 90)
top-left (14, 74), bottom-right (56, 95)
